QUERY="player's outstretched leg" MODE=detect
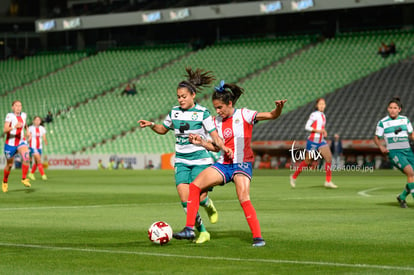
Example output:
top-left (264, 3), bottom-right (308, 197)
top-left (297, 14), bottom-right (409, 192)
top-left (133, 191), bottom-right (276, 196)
top-left (181, 202), bottom-right (210, 244)
top-left (200, 196), bottom-right (218, 224)
top-left (174, 184), bottom-right (201, 241)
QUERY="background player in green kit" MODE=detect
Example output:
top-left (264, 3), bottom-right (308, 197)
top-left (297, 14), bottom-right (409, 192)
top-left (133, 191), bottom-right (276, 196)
top-left (139, 67), bottom-right (232, 243)
top-left (374, 97), bottom-right (414, 208)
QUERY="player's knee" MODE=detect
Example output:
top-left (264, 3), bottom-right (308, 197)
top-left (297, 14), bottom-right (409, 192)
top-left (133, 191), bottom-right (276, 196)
top-left (22, 151), bottom-right (30, 163)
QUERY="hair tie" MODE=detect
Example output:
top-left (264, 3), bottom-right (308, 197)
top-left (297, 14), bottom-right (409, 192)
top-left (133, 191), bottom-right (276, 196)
top-left (214, 80), bottom-right (225, 93)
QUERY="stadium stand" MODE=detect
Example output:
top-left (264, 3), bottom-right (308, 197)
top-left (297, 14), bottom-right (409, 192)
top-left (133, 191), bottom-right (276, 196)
top-left (1, 44), bottom-right (189, 129)
top-left (0, 52), bottom-right (86, 96)
top-left (2, 30), bottom-right (414, 154)
top-left (252, 31), bottom-right (414, 141)
top-left (252, 59), bottom-right (414, 141)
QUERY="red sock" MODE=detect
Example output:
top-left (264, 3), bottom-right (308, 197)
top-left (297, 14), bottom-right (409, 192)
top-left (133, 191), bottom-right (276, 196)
top-left (22, 164), bottom-right (29, 180)
top-left (38, 164), bottom-right (45, 176)
top-left (31, 164), bottom-right (37, 174)
top-left (325, 162), bottom-right (332, 182)
top-left (185, 184), bottom-right (201, 228)
top-left (3, 170), bottom-right (10, 183)
top-left (292, 160), bottom-right (307, 179)
top-left (241, 200), bottom-right (262, 238)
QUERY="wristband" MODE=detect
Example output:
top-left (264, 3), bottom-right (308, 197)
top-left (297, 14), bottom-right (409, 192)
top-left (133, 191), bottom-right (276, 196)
top-left (150, 122), bottom-right (155, 129)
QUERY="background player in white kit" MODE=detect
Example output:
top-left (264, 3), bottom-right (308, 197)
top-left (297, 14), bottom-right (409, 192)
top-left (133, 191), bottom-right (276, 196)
top-left (290, 98), bottom-right (337, 189)
top-left (28, 116), bottom-right (48, 181)
top-left (2, 100), bottom-right (32, 193)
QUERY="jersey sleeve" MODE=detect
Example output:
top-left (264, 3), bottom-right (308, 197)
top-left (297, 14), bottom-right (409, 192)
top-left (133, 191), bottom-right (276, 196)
top-left (41, 126), bottom-right (47, 135)
top-left (162, 112), bottom-right (173, 130)
top-left (5, 114), bottom-right (12, 123)
top-left (242, 108), bottom-right (258, 125)
top-left (203, 115), bottom-right (216, 133)
top-left (305, 113), bottom-right (316, 132)
top-left (375, 120), bottom-right (384, 137)
top-left (407, 119), bottom-right (413, 134)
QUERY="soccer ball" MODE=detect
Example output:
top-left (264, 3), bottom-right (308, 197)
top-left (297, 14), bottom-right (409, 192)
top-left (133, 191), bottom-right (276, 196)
top-left (148, 221), bottom-right (173, 245)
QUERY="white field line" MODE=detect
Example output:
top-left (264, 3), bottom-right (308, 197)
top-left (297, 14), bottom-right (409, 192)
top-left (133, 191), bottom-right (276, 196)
top-left (357, 187), bottom-right (384, 197)
top-left (0, 242), bottom-right (413, 271)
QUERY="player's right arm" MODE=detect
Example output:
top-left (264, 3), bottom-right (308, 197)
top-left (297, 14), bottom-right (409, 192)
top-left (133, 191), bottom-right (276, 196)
top-left (138, 120), bottom-right (169, 135)
top-left (374, 120), bottom-right (388, 154)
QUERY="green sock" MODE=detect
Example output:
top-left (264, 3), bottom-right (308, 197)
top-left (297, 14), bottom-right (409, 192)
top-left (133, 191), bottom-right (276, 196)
top-left (199, 197), bottom-right (210, 207)
top-left (400, 183), bottom-right (414, 200)
top-left (181, 202), bottom-right (207, 232)
top-left (408, 183), bottom-right (414, 199)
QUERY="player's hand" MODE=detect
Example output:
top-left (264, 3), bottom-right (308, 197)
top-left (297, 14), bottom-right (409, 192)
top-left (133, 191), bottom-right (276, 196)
top-left (322, 130), bottom-right (328, 138)
top-left (223, 146), bottom-right (233, 159)
top-left (275, 99), bottom-right (287, 108)
top-left (189, 134), bottom-right (203, 145)
top-left (379, 145), bottom-right (389, 154)
top-left (138, 120), bottom-right (151, 128)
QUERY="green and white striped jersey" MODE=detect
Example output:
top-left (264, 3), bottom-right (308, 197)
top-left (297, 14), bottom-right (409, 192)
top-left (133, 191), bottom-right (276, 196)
top-left (163, 104), bottom-right (216, 165)
top-left (376, 115), bottom-right (413, 150)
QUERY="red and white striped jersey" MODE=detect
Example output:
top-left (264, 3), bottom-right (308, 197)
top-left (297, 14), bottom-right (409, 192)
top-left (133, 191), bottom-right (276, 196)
top-left (214, 108), bottom-right (257, 164)
top-left (28, 125), bottom-right (46, 149)
top-left (305, 110), bottom-right (326, 143)
top-left (4, 112), bottom-right (27, 146)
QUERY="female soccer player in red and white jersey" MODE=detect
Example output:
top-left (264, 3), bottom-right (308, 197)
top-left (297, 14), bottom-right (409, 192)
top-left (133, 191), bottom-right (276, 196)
top-left (173, 80), bottom-right (286, 247)
top-left (28, 116), bottom-right (48, 181)
top-left (290, 98), bottom-right (337, 189)
top-left (2, 100), bottom-right (32, 192)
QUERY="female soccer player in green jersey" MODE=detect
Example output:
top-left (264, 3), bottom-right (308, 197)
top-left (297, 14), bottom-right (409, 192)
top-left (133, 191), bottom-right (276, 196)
top-left (138, 68), bottom-right (232, 243)
top-left (374, 97), bottom-right (414, 208)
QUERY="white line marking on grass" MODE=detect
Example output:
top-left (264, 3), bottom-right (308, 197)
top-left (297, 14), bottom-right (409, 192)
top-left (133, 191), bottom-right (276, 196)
top-left (0, 242), bottom-right (413, 271)
top-left (357, 187), bottom-right (384, 197)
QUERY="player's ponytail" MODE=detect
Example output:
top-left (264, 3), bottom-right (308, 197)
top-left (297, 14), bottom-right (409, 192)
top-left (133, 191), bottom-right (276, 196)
top-left (388, 96), bottom-right (402, 110)
top-left (177, 67), bottom-right (215, 94)
top-left (212, 80), bottom-right (244, 106)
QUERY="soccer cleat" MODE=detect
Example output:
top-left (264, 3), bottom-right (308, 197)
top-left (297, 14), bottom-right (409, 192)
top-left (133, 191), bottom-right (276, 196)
top-left (2, 182), bottom-right (8, 193)
top-left (42, 174), bottom-right (48, 180)
top-left (204, 200), bottom-right (218, 224)
top-left (28, 173), bottom-right (36, 181)
top-left (289, 175), bottom-right (296, 188)
top-left (21, 178), bottom-right (31, 188)
top-left (397, 195), bottom-right (408, 208)
top-left (195, 231), bottom-right (210, 244)
top-left (252, 237), bottom-right (266, 247)
top-left (173, 226), bottom-right (195, 240)
top-left (324, 181), bottom-right (338, 189)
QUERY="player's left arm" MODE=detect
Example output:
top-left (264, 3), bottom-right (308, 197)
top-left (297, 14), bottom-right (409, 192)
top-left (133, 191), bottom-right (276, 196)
top-left (256, 99), bottom-right (287, 121)
top-left (43, 133), bottom-right (48, 146)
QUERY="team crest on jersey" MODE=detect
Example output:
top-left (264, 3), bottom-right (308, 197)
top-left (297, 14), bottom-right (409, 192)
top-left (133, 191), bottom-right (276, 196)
top-left (223, 128), bottom-right (233, 138)
top-left (191, 112), bottom-right (198, 120)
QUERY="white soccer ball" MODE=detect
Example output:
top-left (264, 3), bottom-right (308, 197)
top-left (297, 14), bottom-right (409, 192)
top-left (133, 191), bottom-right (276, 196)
top-left (148, 221), bottom-right (173, 245)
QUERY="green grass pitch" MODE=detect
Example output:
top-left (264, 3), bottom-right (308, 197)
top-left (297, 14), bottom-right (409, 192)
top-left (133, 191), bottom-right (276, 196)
top-left (0, 169), bottom-right (413, 274)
